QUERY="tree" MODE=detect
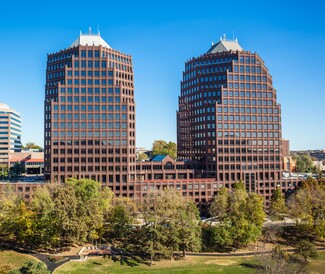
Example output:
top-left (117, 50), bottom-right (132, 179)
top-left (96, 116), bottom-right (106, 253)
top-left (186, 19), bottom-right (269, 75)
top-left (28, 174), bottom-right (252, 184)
top-left (263, 224), bottom-right (283, 244)
top-left (269, 188), bottom-right (286, 220)
top-left (105, 197), bottom-right (137, 241)
top-left (14, 201), bottom-right (35, 244)
top-left (0, 185), bottom-right (22, 241)
top-left (257, 245), bottom-right (289, 274)
top-left (207, 182), bottom-right (266, 249)
top-left (22, 142), bottom-right (43, 151)
top-left (9, 260), bottom-right (49, 274)
top-left (287, 177), bottom-right (325, 240)
top-left (294, 154), bottom-right (318, 173)
top-left (246, 193), bottom-right (266, 228)
top-left (140, 188), bottom-right (201, 263)
top-left (52, 178), bottom-right (114, 244)
top-left (256, 245), bottom-right (306, 274)
top-left (52, 183), bottom-right (81, 243)
top-left (1, 179), bottom-right (114, 248)
top-left (202, 224), bottom-right (233, 252)
top-left (208, 187), bottom-right (229, 218)
top-left (0, 187), bottom-right (35, 244)
top-left (138, 153), bottom-right (149, 161)
top-left (177, 200), bottom-right (201, 256)
top-left (0, 164), bottom-right (8, 178)
top-left (152, 140), bottom-right (177, 159)
top-left (10, 162), bottom-right (25, 176)
top-left (29, 185), bottom-right (59, 246)
top-left (141, 189), bottom-right (180, 261)
top-left (295, 239), bottom-right (318, 263)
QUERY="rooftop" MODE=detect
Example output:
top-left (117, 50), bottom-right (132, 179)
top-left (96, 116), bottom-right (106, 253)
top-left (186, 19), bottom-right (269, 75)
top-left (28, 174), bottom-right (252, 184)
top-left (207, 35), bottom-right (243, 54)
top-left (69, 28), bottom-right (111, 49)
top-left (0, 103), bottom-right (20, 116)
top-left (0, 103), bottom-right (10, 111)
top-left (150, 154), bottom-right (168, 162)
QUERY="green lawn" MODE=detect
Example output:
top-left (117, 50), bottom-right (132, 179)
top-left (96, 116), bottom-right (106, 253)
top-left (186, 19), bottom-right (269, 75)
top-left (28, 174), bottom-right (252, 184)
top-left (0, 250), bottom-right (40, 273)
top-left (54, 252), bottom-right (325, 274)
top-left (54, 256), bottom-right (254, 274)
top-left (1, 249), bottom-right (324, 274)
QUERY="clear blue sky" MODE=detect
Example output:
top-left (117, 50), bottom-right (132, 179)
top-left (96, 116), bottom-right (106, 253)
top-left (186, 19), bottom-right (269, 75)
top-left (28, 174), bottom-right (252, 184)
top-left (0, 0), bottom-right (324, 150)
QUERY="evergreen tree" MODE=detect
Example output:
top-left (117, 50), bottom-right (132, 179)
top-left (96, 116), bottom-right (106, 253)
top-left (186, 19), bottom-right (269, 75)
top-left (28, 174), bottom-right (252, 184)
top-left (295, 239), bottom-right (318, 262)
top-left (208, 187), bottom-right (229, 218)
top-left (269, 187), bottom-right (286, 220)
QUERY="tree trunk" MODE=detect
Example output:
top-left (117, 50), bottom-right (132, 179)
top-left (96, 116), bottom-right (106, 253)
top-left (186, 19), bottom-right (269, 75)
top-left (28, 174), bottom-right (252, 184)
top-left (304, 255), bottom-right (308, 263)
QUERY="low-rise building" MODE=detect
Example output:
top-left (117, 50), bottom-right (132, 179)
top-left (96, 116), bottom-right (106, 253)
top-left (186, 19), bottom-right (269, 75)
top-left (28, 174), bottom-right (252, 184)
top-left (283, 156), bottom-right (296, 172)
top-left (310, 151), bottom-right (325, 161)
top-left (10, 151), bottom-right (44, 176)
top-left (0, 181), bottom-right (43, 200)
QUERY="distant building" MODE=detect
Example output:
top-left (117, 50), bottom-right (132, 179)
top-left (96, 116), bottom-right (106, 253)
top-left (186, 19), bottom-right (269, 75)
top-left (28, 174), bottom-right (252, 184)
top-left (25, 158), bottom-right (44, 175)
top-left (0, 182), bottom-right (40, 200)
top-left (131, 154), bottom-right (217, 212)
top-left (313, 160), bottom-right (325, 172)
top-left (136, 147), bottom-right (150, 160)
top-left (0, 103), bottom-right (22, 164)
top-left (11, 151), bottom-right (44, 175)
top-left (281, 139), bottom-right (290, 157)
top-left (310, 151), bottom-right (325, 161)
top-left (283, 156), bottom-right (296, 172)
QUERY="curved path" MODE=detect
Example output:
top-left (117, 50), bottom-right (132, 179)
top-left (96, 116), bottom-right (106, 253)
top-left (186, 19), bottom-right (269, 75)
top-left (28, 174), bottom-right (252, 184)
top-left (9, 246), bottom-right (325, 273)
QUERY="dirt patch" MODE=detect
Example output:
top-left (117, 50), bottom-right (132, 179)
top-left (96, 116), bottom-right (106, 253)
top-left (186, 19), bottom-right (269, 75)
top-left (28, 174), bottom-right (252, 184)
top-left (204, 259), bottom-right (237, 266)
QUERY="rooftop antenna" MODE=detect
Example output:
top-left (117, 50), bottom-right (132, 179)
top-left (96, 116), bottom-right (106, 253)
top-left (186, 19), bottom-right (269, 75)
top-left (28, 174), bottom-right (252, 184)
top-left (88, 26), bottom-right (92, 35)
top-left (223, 33), bottom-right (226, 41)
top-left (97, 24), bottom-right (100, 35)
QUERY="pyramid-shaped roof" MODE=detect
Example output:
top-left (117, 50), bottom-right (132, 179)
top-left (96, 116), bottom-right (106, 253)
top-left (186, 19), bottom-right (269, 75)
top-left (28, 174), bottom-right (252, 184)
top-left (207, 37), bottom-right (243, 54)
top-left (69, 30), bottom-right (111, 49)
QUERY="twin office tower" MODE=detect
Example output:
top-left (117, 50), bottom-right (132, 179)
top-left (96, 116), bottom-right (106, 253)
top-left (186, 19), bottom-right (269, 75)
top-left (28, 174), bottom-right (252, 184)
top-left (44, 31), bottom-right (289, 209)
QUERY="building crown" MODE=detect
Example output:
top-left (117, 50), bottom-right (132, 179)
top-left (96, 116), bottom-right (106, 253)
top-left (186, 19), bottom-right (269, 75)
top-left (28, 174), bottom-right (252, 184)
top-left (207, 34), bottom-right (243, 53)
top-left (69, 27), bottom-right (111, 49)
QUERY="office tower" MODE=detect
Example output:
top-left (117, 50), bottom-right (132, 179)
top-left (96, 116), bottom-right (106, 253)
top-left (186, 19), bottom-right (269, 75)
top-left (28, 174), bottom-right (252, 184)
top-left (44, 30), bottom-right (136, 185)
top-left (0, 103), bottom-right (22, 164)
top-left (177, 37), bottom-right (283, 205)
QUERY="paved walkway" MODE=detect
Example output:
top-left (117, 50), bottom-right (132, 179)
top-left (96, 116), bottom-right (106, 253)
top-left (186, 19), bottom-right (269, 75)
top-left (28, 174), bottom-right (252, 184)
top-left (30, 253), bottom-right (75, 273)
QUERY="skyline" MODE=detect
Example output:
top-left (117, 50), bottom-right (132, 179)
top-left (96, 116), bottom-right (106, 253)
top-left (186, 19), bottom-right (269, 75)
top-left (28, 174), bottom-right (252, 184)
top-left (0, 0), bottom-right (324, 150)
